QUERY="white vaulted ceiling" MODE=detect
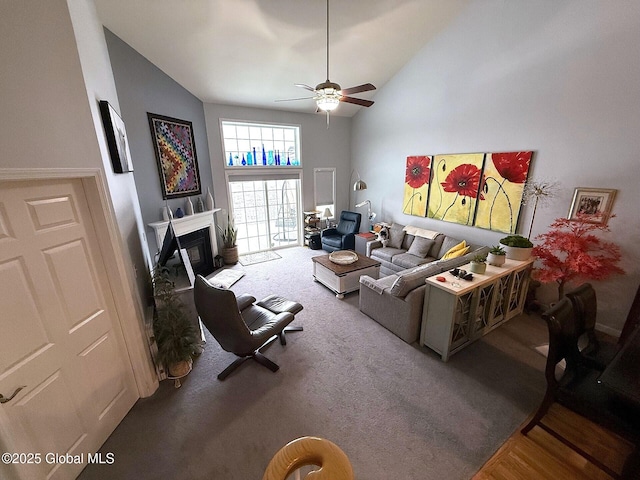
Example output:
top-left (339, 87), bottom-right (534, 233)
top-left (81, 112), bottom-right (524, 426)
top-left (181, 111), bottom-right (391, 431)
top-left (95, 0), bottom-right (470, 116)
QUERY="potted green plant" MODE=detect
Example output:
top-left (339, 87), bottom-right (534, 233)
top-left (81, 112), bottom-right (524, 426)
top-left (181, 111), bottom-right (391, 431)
top-left (218, 212), bottom-right (238, 265)
top-left (499, 234), bottom-right (534, 261)
top-left (152, 267), bottom-right (200, 378)
top-left (487, 245), bottom-right (507, 267)
top-left (469, 254), bottom-right (487, 274)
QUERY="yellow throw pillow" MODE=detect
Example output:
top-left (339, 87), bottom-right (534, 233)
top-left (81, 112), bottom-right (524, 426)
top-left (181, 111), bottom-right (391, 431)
top-left (441, 240), bottom-right (466, 257)
top-left (441, 244), bottom-right (470, 260)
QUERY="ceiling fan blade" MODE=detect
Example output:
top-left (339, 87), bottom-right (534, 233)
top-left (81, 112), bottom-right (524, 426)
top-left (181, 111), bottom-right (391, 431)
top-left (340, 96), bottom-right (374, 107)
top-left (340, 83), bottom-right (376, 95)
top-left (275, 96), bottom-right (314, 102)
top-left (295, 83), bottom-right (317, 92)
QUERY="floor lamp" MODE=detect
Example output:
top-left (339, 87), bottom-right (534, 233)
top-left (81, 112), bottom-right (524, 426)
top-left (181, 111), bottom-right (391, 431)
top-left (351, 170), bottom-right (367, 210)
top-left (355, 200), bottom-right (376, 231)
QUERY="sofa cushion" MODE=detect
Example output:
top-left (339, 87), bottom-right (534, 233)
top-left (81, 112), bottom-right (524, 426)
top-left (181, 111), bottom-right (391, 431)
top-left (391, 253), bottom-right (431, 270)
top-left (390, 263), bottom-right (443, 297)
top-left (427, 234), bottom-right (446, 258)
top-left (322, 235), bottom-right (344, 248)
top-left (370, 247), bottom-right (405, 262)
top-left (387, 225), bottom-right (406, 249)
top-left (407, 236), bottom-right (435, 258)
top-left (401, 233), bottom-right (414, 250)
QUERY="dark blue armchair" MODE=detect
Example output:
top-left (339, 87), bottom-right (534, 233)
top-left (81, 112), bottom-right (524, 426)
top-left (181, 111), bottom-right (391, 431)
top-left (320, 211), bottom-right (361, 253)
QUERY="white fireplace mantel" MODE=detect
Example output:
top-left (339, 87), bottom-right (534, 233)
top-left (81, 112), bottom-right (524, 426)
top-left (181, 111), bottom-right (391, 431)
top-left (148, 209), bottom-right (221, 257)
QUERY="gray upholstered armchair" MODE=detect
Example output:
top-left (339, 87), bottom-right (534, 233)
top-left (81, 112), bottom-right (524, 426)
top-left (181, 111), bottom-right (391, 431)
top-left (193, 275), bottom-right (302, 380)
top-left (321, 211), bottom-right (362, 253)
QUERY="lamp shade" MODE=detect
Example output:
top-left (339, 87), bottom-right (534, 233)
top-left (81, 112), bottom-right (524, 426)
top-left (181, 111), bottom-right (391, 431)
top-left (353, 179), bottom-right (367, 191)
top-left (322, 207), bottom-right (333, 219)
top-left (316, 96), bottom-right (340, 111)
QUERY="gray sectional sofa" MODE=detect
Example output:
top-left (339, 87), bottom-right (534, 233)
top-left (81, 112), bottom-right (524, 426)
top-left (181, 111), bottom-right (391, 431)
top-left (359, 224), bottom-right (489, 344)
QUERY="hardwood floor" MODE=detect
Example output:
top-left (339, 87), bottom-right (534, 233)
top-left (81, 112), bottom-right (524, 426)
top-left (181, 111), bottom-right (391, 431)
top-left (473, 403), bottom-right (636, 480)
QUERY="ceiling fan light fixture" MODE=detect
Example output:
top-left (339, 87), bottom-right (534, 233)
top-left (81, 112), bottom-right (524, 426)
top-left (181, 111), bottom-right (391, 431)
top-left (316, 95), bottom-right (340, 111)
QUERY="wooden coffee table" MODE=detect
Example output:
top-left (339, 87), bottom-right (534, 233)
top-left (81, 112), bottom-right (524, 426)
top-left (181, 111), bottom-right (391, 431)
top-left (312, 252), bottom-right (381, 299)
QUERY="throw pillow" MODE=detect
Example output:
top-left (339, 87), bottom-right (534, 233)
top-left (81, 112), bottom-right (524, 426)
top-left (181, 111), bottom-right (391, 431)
top-left (443, 239), bottom-right (467, 256)
top-left (387, 226), bottom-right (406, 249)
top-left (441, 245), bottom-right (470, 260)
top-left (407, 236), bottom-right (435, 258)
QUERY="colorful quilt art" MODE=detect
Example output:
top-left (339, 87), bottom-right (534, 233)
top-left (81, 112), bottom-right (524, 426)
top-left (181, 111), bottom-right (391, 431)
top-left (148, 113), bottom-right (201, 199)
top-left (403, 151), bottom-right (532, 234)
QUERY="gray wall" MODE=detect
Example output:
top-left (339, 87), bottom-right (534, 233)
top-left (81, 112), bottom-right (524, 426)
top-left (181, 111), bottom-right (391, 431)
top-left (104, 30), bottom-right (353, 257)
top-left (104, 29), bottom-right (215, 258)
top-left (202, 104), bottom-right (352, 223)
top-left (351, 0), bottom-right (640, 334)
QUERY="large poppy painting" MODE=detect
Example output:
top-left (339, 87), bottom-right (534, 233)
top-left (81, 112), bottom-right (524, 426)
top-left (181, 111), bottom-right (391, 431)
top-left (474, 151), bottom-right (532, 233)
top-left (402, 155), bottom-right (432, 216)
top-left (427, 153), bottom-right (486, 226)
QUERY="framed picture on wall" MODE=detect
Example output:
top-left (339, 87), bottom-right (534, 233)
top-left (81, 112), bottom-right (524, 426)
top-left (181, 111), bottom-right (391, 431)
top-left (568, 187), bottom-right (617, 224)
top-left (147, 112), bottom-right (201, 199)
top-left (99, 100), bottom-right (133, 173)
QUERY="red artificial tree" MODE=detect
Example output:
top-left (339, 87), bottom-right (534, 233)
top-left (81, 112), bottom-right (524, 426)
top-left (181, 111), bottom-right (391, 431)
top-left (532, 214), bottom-right (624, 300)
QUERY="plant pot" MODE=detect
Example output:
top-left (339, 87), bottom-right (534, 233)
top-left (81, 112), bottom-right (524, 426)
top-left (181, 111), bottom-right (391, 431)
top-left (221, 246), bottom-right (239, 265)
top-left (500, 243), bottom-right (533, 261)
top-left (469, 262), bottom-right (487, 274)
top-left (487, 252), bottom-right (506, 267)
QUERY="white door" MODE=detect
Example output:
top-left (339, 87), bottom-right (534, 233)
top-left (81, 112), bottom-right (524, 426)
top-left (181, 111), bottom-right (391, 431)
top-left (0, 179), bottom-right (138, 480)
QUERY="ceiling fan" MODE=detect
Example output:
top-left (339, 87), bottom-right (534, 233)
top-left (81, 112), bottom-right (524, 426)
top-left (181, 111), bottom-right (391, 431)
top-left (276, 0), bottom-right (376, 123)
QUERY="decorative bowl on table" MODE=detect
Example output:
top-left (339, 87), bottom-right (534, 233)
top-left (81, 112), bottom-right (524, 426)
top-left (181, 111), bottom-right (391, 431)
top-left (329, 250), bottom-right (358, 265)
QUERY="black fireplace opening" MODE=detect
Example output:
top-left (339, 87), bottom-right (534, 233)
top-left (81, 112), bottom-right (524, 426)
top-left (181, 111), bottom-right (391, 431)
top-left (178, 228), bottom-right (215, 277)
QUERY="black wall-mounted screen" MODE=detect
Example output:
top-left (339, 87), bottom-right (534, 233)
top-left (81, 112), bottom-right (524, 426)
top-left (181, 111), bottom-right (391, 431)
top-left (158, 223), bottom-right (180, 267)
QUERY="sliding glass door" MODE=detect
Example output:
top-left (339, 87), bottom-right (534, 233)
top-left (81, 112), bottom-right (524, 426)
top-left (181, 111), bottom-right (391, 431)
top-left (228, 175), bottom-right (301, 255)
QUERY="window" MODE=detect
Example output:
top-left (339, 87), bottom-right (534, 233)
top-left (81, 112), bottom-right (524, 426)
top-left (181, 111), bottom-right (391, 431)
top-left (221, 120), bottom-right (301, 167)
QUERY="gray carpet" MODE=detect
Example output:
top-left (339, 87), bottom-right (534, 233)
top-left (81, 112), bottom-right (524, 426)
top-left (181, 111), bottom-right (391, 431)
top-left (79, 247), bottom-right (548, 480)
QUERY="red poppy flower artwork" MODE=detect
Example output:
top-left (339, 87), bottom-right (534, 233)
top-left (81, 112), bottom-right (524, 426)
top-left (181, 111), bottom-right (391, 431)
top-left (405, 156), bottom-right (431, 189)
top-left (474, 151), bottom-right (533, 234)
top-left (427, 153), bottom-right (485, 225)
top-left (402, 155), bottom-right (431, 216)
top-left (440, 164), bottom-right (485, 199)
top-left (492, 152), bottom-right (531, 184)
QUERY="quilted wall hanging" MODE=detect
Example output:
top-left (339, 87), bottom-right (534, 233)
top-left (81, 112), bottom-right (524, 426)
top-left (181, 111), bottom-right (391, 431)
top-left (403, 151), bottom-right (533, 234)
top-left (148, 112), bottom-right (202, 199)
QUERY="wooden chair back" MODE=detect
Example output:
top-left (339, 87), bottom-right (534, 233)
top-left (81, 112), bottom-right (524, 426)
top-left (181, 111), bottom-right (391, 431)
top-left (620, 283), bottom-right (640, 345)
top-left (263, 437), bottom-right (354, 480)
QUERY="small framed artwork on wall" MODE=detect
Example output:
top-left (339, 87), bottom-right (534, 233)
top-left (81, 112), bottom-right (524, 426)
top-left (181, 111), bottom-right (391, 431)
top-left (148, 112), bottom-right (201, 199)
top-left (568, 187), bottom-right (617, 224)
top-left (99, 100), bottom-right (133, 173)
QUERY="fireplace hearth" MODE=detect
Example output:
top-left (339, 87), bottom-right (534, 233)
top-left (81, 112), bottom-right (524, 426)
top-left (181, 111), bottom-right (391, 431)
top-left (179, 228), bottom-right (214, 276)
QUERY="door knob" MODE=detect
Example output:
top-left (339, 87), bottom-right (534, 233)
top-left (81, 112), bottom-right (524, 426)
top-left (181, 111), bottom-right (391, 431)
top-left (0, 386), bottom-right (26, 404)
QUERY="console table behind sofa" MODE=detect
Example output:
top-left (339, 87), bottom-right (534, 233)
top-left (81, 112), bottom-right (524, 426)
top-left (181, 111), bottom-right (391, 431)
top-left (420, 258), bottom-right (533, 361)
